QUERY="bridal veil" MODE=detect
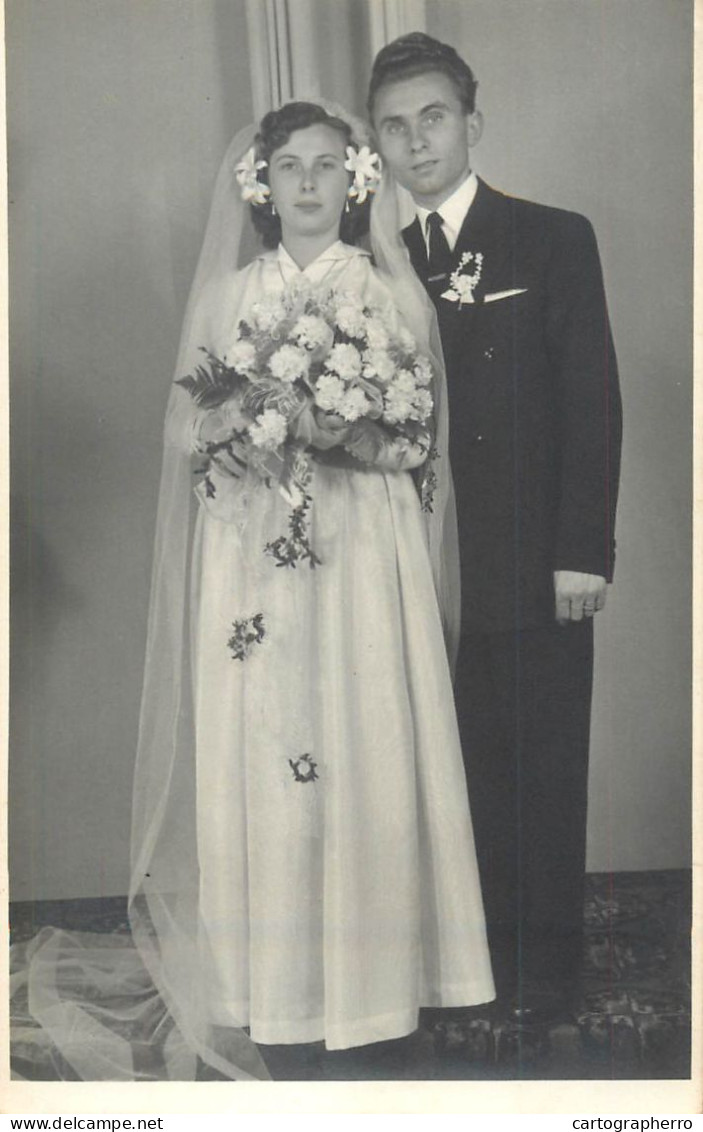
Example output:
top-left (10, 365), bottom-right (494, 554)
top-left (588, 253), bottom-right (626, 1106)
top-left (11, 105), bottom-right (461, 1082)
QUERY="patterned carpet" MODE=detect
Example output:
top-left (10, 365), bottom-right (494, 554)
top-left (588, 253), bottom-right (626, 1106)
top-left (10, 869), bottom-right (691, 1081)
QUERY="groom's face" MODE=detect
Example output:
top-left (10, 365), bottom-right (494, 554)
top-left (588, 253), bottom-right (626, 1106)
top-left (372, 71), bottom-right (481, 209)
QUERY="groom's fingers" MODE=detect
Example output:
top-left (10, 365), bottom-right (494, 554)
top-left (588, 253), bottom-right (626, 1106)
top-left (555, 592), bottom-right (572, 623)
top-left (554, 570), bottom-right (607, 623)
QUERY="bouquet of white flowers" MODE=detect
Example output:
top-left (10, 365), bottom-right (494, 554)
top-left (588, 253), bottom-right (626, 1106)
top-left (177, 282), bottom-right (437, 567)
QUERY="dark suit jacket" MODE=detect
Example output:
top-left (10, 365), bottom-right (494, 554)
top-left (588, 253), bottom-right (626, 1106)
top-left (403, 179), bottom-right (622, 634)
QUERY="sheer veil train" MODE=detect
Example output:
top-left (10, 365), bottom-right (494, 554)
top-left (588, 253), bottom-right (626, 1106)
top-left (10, 102), bottom-right (460, 1082)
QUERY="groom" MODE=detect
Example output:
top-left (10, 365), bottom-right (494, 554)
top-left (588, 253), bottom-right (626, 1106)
top-left (368, 33), bottom-right (622, 1020)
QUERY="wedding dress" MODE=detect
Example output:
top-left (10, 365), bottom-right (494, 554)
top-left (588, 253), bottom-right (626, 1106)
top-left (185, 240), bottom-right (494, 1048)
top-left (10, 113), bottom-right (494, 1081)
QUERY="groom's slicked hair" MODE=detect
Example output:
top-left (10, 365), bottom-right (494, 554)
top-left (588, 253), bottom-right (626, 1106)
top-left (367, 32), bottom-right (478, 117)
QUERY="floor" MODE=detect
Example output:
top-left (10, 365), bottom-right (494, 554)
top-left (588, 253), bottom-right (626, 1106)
top-left (10, 869), bottom-right (691, 1081)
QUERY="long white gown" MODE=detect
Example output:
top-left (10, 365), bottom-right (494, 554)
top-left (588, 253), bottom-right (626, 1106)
top-left (190, 240), bottom-right (494, 1049)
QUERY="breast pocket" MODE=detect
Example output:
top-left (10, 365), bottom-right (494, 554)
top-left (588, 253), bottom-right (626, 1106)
top-left (470, 287), bottom-right (543, 359)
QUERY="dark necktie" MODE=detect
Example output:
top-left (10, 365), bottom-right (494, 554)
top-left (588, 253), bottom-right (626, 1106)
top-left (425, 211), bottom-right (453, 283)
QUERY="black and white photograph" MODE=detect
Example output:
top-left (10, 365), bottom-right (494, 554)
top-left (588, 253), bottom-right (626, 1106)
top-left (5, 0), bottom-right (696, 1109)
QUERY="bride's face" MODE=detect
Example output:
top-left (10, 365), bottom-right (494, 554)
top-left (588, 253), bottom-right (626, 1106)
top-left (268, 123), bottom-right (350, 243)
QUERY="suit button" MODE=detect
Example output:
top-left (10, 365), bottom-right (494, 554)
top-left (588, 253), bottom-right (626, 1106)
top-left (473, 434), bottom-right (484, 444)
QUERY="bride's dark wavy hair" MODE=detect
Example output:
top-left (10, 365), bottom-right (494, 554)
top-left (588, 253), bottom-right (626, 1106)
top-left (250, 102), bottom-right (371, 249)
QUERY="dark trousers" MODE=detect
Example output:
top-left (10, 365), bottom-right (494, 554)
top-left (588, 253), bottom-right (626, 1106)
top-left (454, 619), bottom-right (594, 1003)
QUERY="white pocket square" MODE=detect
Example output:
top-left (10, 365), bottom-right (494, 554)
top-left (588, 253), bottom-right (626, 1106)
top-left (483, 288), bottom-right (528, 303)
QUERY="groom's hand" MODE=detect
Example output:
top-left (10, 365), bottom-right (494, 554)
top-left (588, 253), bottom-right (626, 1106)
top-left (554, 570), bottom-right (607, 624)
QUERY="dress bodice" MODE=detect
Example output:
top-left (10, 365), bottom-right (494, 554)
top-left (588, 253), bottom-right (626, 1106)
top-left (206, 240), bottom-right (399, 357)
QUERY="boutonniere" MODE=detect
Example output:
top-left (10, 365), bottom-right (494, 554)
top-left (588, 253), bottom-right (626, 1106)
top-left (441, 251), bottom-right (484, 306)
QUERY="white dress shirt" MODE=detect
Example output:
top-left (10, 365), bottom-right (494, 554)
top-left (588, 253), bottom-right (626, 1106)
top-left (415, 171), bottom-right (478, 254)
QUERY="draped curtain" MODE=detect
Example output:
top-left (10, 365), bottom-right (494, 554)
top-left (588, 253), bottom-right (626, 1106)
top-left (245, 0), bottom-right (426, 118)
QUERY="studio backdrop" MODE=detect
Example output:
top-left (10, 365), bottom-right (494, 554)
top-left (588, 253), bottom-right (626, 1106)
top-left (8, 0), bottom-right (692, 902)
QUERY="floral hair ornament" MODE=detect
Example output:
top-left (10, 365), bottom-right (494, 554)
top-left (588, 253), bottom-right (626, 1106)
top-left (344, 146), bottom-right (382, 204)
top-left (234, 147), bottom-right (271, 205)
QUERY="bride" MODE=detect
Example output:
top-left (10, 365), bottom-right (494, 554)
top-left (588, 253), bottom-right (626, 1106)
top-left (12, 100), bottom-right (494, 1082)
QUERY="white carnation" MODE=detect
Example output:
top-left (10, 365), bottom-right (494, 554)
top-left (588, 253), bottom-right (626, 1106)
top-left (365, 319), bottom-right (390, 350)
top-left (248, 409), bottom-right (288, 450)
top-left (269, 344), bottom-right (310, 384)
top-left (394, 369), bottom-right (418, 396)
top-left (292, 314), bottom-right (332, 352)
top-left (314, 372), bottom-right (346, 412)
top-left (339, 387), bottom-right (372, 422)
top-left (411, 388), bottom-right (434, 422)
top-left (383, 386), bottom-right (415, 425)
top-left (227, 340), bottom-right (257, 373)
top-left (398, 327), bottom-right (417, 353)
top-left (413, 356), bottom-right (433, 386)
top-left (335, 304), bottom-right (368, 339)
top-left (327, 342), bottom-right (362, 381)
top-left (362, 348), bottom-right (396, 385)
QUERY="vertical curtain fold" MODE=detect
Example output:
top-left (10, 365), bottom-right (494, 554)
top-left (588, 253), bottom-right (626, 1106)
top-left (245, 0), bottom-right (322, 120)
top-left (367, 0), bottom-right (426, 58)
top-left (246, 0), bottom-right (426, 120)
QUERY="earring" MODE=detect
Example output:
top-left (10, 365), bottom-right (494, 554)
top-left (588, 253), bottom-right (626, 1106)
top-left (344, 199), bottom-right (351, 214)
top-left (271, 202), bottom-right (277, 216)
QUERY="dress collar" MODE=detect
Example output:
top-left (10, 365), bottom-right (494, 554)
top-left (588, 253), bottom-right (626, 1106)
top-left (263, 240), bottom-right (369, 278)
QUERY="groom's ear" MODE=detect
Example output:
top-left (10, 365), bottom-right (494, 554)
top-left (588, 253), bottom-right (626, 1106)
top-left (467, 110), bottom-right (484, 148)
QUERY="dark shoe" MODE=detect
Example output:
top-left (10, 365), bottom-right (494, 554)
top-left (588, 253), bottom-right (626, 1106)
top-left (420, 1000), bottom-right (498, 1030)
top-left (507, 986), bottom-right (576, 1026)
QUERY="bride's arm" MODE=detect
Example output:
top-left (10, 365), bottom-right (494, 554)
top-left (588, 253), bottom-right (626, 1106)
top-left (165, 274), bottom-right (248, 456)
top-left (164, 386), bottom-right (213, 454)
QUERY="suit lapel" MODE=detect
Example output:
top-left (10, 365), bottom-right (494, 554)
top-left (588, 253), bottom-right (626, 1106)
top-left (402, 179), bottom-right (512, 305)
top-left (453, 180), bottom-right (520, 302)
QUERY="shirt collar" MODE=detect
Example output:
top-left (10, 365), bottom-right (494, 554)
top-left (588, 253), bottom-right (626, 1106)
top-left (415, 171), bottom-right (479, 249)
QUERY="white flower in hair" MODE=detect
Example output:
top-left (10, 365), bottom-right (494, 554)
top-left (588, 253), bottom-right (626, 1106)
top-left (234, 146), bottom-right (271, 205)
top-left (344, 145), bottom-right (382, 204)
